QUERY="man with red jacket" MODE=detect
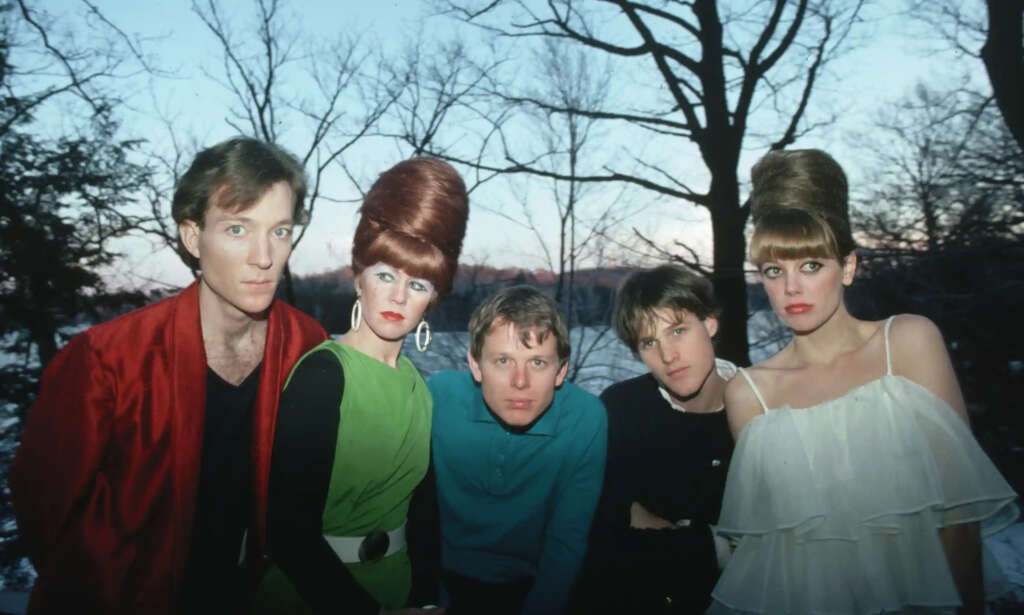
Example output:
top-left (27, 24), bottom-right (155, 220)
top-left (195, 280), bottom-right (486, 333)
top-left (11, 137), bottom-right (327, 614)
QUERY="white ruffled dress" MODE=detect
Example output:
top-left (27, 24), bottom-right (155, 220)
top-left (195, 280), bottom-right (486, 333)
top-left (709, 317), bottom-right (1018, 614)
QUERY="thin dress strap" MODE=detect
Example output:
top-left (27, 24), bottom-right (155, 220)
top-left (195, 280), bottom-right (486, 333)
top-left (738, 367), bottom-right (770, 413)
top-left (883, 316), bottom-right (895, 376)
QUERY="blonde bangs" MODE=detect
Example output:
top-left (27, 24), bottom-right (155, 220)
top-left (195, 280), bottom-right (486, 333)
top-left (749, 208), bottom-right (840, 265)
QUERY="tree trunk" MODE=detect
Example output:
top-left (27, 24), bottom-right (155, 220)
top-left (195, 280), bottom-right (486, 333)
top-left (282, 263), bottom-right (296, 306)
top-left (31, 321), bottom-right (59, 371)
top-left (981, 0), bottom-right (1024, 154)
top-left (709, 180), bottom-right (751, 366)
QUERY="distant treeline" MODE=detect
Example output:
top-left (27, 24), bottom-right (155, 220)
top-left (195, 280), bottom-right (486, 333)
top-left (109, 259), bottom-right (1024, 453)
top-left (288, 259), bottom-right (1024, 497)
top-left (289, 264), bottom-right (635, 335)
top-left (79, 257), bottom-right (1024, 500)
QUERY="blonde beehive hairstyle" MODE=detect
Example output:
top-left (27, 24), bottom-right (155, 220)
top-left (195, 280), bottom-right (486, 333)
top-left (747, 149), bottom-right (856, 266)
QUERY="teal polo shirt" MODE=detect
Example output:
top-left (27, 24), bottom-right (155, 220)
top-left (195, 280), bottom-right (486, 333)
top-left (427, 370), bottom-right (608, 615)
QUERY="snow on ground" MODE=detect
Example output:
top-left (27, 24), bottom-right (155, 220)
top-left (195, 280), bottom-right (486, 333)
top-left (0, 591), bottom-right (27, 615)
top-left (988, 522), bottom-right (1024, 606)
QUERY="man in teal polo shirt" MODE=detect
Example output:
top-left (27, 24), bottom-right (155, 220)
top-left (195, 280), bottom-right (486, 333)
top-left (416, 286), bottom-right (607, 615)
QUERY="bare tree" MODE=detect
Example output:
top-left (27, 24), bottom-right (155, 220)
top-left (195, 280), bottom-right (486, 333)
top-left (192, 0), bottom-right (401, 301)
top-left (135, 111), bottom-right (201, 278)
top-left (851, 83), bottom-right (1024, 485)
top-left (3, 0), bottom-right (125, 132)
top-left (853, 80), bottom-right (1024, 353)
top-left (855, 84), bottom-right (1023, 259)
top-left (388, 33), bottom-right (640, 382)
top-left (385, 38), bottom-right (495, 160)
top-left (907, 0), bottom-right (1023, 154)
top-left (412, 0), bottom-right (867, 364)
top-left (517, 39), bottom-right (636, 383)
top-left (1, 0), bottom-right (166, 368)
top-left (528, 40), bottom-right (601, 300)
top-left (981, 0), bottom-right (1023, 153)
top-left (1, 0), bottom-right (160, 589)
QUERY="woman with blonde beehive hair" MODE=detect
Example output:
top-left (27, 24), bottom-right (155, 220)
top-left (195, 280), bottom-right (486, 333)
top-left (709, 149), bottom-right (1017, 614)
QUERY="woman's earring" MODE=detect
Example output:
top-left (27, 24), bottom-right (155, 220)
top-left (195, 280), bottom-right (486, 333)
top-left (350, 297), bottom-right (362, 332)
top-left (415, 319), bottom-right (431, 352)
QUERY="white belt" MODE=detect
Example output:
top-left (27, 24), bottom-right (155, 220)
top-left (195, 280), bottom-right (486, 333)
top-left (324, 522), bottom-right (406, 564)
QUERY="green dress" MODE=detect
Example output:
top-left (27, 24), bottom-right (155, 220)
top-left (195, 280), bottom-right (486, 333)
top-left (257, 340), bottom-right (432, 612)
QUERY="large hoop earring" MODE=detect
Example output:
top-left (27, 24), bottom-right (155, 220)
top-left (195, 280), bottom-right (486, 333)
top-left (350, 297), bottom-right (362, 332)
top-left (415, 319), bottom-right (431, 352)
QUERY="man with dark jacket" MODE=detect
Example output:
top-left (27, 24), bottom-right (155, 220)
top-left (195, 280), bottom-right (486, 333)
top-left (576, 265), bottom-right (736, 614)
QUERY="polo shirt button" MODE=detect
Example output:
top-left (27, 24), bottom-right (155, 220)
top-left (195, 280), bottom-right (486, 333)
top-left (711, 458), bottom-right (722, 467)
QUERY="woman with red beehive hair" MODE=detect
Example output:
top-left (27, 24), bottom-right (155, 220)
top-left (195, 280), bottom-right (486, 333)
top-left (257, 158), bottom-right (469, 614)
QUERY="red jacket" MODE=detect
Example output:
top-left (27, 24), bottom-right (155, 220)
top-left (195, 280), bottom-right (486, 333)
top-left (11, 282), bottom-right (327, 614)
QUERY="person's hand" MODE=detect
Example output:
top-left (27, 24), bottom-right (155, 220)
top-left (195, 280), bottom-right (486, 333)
top-left (629, 501), bottom-right (674, 530)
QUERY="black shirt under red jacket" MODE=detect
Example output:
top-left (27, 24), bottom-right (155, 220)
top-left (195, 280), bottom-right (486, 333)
top-left (574, 369), bottom-right (735, 614)
top-left (11, 282), bottom-right (326, 614)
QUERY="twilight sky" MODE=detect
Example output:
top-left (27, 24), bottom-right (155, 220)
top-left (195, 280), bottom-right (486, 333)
top-left (31, 0), bottom-right (987, 290)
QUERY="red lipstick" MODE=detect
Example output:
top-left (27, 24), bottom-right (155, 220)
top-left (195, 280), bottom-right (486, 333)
top-left (381, 311), bottom-right (404, 322)
top-left (785, 303), bottom-right (812, 314)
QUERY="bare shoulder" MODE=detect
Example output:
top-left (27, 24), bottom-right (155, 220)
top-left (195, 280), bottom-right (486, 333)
top-left (724, 370), bottom-right (759, 409)
top-left (888, 313), bottom-right (948, 366)
top-left (887, 313), bottom-right (968, 421)
top-left (889, 313), bottom-right (944, 343)
top-left (725, 365), bottom-right (768, 439)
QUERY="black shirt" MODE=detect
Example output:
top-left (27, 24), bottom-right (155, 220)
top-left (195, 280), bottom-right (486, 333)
top-left (575, 372), bottom-right (734, 614)
top-left (266, 349), bottom-right (379, 614)
top-left (180, 364), bottom-right (260, 613)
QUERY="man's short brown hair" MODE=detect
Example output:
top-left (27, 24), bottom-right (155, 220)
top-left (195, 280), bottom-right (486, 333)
top-left (171, 137), bottom-right (307, 270)
top-left (468, 286), bottom-right (570, 365)
top-left (612, 265), bottom-right (719, 352)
